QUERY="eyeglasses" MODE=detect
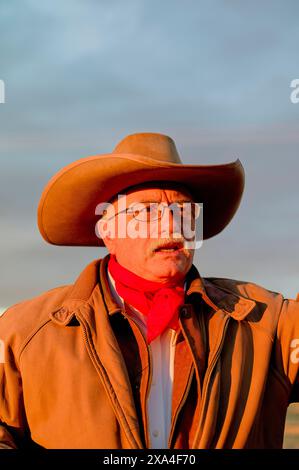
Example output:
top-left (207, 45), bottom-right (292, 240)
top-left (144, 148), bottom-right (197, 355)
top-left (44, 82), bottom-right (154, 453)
top-left (102, 201), bottom-right (200, 223)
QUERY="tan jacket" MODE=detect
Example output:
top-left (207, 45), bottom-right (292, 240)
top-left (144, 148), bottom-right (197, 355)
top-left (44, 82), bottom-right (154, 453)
top-left (0, 254), bottom-right (299, 449)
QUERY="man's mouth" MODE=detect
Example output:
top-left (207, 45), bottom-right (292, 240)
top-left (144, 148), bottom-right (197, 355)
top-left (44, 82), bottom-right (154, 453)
top-left (153, 241), bottom-right (184, 253)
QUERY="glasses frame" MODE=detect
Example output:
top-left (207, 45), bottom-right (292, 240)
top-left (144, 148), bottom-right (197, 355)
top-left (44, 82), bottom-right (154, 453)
top-left (102, 201), bottom-right (200, 223)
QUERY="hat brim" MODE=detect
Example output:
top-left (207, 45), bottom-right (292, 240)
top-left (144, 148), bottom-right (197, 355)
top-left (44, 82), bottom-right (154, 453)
top-left (37, 152), bottom-right (245, 246)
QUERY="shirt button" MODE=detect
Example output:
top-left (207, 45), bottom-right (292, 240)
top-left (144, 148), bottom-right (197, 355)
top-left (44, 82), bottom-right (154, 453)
top-left (152, 430), bottom-right (159, 438)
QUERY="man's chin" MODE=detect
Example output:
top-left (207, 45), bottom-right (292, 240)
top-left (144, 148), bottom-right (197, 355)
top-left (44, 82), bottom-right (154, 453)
top-left (149, 257), bottom-right (191, 280)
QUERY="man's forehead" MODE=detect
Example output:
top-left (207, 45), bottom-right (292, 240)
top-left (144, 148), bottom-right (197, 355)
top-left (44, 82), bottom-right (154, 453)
top-left (112, 182), bottom-right (194, 203)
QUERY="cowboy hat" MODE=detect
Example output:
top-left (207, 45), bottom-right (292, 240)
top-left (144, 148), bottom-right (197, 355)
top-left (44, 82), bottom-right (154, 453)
top-left (37, 132), bottom-right (245, 246)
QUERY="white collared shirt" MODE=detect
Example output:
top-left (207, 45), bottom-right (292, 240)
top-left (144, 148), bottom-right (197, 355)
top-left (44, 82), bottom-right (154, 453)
top-left (107, 268), bottom-right (179, 448)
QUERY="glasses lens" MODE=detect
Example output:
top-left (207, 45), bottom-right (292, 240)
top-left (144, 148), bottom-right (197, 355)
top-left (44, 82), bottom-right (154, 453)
top-left (128, 201), bottom-right (200, 222)
top-left (128, 203), bottom-right (149, 222)
top-left (129, 202), bottom-right (165, 222)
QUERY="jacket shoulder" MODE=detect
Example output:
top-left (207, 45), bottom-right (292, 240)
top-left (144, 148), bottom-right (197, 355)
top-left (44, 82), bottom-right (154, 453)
top-left (0, 284), bottom-right (72, 342)
top-left (204, 276), bottom-right (284, 305)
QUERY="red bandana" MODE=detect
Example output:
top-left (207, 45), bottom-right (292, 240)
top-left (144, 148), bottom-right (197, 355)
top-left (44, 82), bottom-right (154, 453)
top-left (108, 255), bottom-right (186, 344)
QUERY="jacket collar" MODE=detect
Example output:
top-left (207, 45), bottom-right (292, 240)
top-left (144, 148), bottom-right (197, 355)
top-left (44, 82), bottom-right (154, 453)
top-left (184, 263), bottom-right (257, 320)
top-left (49, 254), bottom-right (256, 324)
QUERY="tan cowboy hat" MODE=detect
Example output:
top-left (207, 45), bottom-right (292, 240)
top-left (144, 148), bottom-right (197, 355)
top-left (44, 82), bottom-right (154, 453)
top-left (37, 132), bottom-right (245, 246)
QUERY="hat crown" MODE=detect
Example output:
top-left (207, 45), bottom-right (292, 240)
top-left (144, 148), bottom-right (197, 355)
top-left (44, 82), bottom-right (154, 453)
top-left (113, 132), bottom-right (182, 164)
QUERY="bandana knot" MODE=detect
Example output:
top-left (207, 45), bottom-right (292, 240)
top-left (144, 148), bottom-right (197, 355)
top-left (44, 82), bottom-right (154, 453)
top-left (108, 255), bottom-right (186, 343)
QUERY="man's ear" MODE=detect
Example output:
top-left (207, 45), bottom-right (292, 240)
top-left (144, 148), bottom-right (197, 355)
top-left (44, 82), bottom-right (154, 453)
top-left (96, 219), bottom-right (116, 254)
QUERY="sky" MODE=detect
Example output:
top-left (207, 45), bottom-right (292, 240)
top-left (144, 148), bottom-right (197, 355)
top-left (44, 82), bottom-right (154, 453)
top-left (0, 0), bottom-right (299, 309)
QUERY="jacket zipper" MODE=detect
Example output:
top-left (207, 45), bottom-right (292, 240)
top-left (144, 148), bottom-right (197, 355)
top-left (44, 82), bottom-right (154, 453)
top-left (167, 364), bottom-right (195, 448)
top-left (191, 313), bottom-right (230, 448)
top-left (121, 307), bottom-right (153, 449)
top-left (76, 313), bottom-right (140, 449)
top-left (167, 316), bottom-right (202, 449)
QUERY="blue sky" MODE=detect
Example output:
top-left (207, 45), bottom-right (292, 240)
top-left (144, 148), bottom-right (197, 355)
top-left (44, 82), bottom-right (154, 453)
top-left (0, 0), bottom-right (298, 306)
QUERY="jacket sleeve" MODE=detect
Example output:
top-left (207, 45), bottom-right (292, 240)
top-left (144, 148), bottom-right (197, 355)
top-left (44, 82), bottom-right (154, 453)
top-left (0, 312), bottom-right (28, 449)
top-left (275, 295), bottom-right (299, 403)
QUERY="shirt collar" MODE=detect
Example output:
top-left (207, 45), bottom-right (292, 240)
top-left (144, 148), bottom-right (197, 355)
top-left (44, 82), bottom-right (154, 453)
top-left (49, 253), bottom-right (257, 325)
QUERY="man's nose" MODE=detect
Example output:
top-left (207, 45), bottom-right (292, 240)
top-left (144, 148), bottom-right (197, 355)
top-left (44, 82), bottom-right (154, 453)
top-left (159, 205), bottom-right (182, 237)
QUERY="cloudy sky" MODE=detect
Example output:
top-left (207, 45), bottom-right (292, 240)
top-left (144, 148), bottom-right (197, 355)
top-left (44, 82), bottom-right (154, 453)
top-left (0, 0), bottom-right (298, 309)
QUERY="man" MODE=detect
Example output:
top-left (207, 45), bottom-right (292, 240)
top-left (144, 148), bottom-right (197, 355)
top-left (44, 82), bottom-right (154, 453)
top-left (0, 132), bottom-right (299, 449)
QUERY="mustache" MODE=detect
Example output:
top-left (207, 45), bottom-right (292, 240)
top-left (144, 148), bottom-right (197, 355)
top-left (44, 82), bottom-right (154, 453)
top-left (150, 236), bottom-right (187, 252)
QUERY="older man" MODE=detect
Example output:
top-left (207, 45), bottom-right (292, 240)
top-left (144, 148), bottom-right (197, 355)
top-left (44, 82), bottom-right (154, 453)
top-left (0, 132), bottom-right (299, 449)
